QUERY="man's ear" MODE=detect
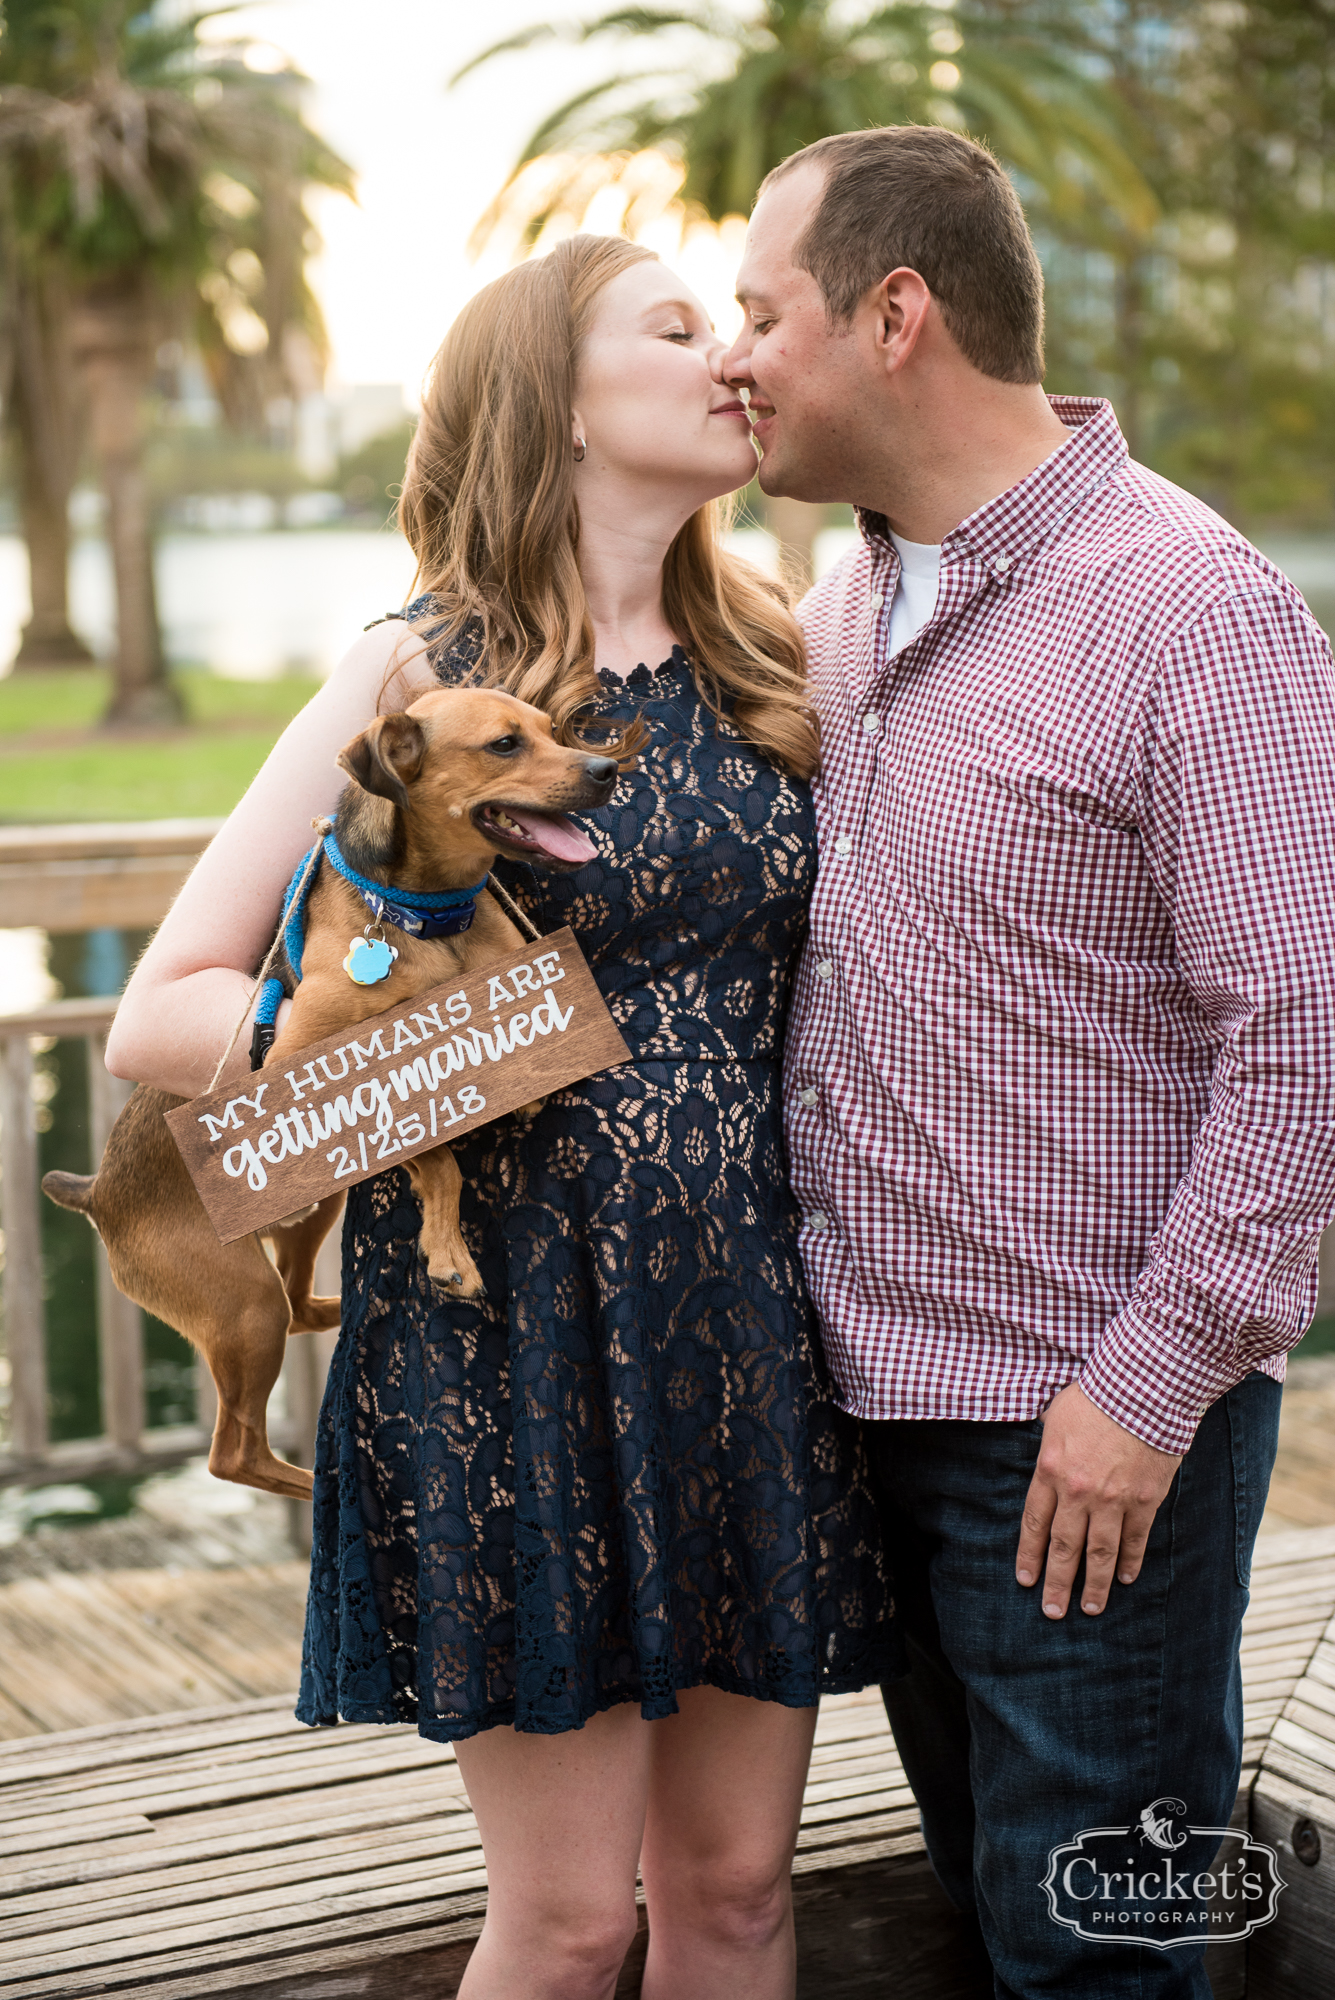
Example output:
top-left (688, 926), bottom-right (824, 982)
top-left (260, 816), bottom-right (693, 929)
top-left (337, 712), bottom-right (426, 813)
top-left (875, 267), bottom-right (933, 374)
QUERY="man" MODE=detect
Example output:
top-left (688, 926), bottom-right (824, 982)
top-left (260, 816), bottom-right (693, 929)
top-left (723, 125), bottom-right (1335, 1996)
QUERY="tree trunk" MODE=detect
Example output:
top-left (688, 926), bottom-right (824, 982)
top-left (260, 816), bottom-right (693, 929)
top-left (7, 270), bottom-right (93, 671)
top-left (69, 275), bottom-right (182, 728)
top-left (764, 495), bottom-right (823, 596)
top-left (13, 457), bottom-right (93, 668)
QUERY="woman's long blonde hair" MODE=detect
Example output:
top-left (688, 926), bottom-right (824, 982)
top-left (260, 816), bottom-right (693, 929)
top-left (397, 234), bottom-right (818, 780)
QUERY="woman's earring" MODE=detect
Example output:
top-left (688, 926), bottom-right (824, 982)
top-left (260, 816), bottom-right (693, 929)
top-left (573, 435), bottom-right (586, 462)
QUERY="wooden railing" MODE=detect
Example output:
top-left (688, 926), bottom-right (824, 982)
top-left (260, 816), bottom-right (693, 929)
top-left (0, 820), bottom-right (330, 1493)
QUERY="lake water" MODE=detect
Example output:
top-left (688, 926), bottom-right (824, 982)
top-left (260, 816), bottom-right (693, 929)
top-left (0, 529), bottom-right (421, 682)
top-left (3, 524), bottom-right (1332, 682)
top-left (0, 526), bottom-right (787, 682)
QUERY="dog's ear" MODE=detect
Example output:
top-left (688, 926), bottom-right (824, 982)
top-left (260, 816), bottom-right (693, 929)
top-left (337, 713), bottom-right (426, 814)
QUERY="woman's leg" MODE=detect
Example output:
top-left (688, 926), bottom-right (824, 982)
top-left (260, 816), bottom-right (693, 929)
top-left (455, 1702), bottom-right (653, 2000)
top-left (639, 1687), bottom-right (819, 2000)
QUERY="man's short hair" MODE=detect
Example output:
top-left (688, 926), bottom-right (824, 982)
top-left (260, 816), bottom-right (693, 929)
top-left (762, 126), bottom-right (1045, 385)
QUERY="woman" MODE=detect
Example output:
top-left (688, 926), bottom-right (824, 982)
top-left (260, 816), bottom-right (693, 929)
top-left (107, 234), bottom-right (894, 2000)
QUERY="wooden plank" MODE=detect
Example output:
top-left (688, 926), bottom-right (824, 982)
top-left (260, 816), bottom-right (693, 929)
top-left (0, 820), bottom-right (221, 936)
top-left (87, 1039), bottom-right (145, 1451)
top-left (0, 1813), bottom-right (157, 1861)
top-left (85, 1565), bottom-right (307, 1702)
top-left (1247, 1771), bottom-right (1335, 2000)
top-left (0, 1692), bottom-right (298, 1767)
top-left (0, 821), bottom-right (223, 865)
top-left (0, 1035), bottom-right (47, 1456)
top-left (1286, 1671), bottom-right (1335, 1725)
top-left (1263, 1361), bottom-right (1335, 1531)
top-left (0, 1732), bottom-right (449, 1827)
top-left (9, 1756), bottom-right (456, 1844)
top-left (1, 1733), bottom-right (452, 1828)
top-left (1, 1845), bottom-right (497, 1968)
top-left (0, 1781), bottom-right (468, 1895)
top-left (1, 1859), bottom-right (497, 1980)
top-left (1252, 1523), bottom-right (1335, 1563)
top-left (0, 1424), bottom-right (213, 1492)
top-left (0, 1572), bottom-right (255, 1731)
top-left (166, 930), bottom-right (630, 1244)
top-left (0, 1892), bottom-right (493, 1999)
top-left (0, 868), bottom-right (196, 935)
top-left (0, 1755), bottom-right (452, 1837)
top-left (1, 1806), bottom-right (481, 1919)
top-left (1249, 1602), bottom-right (1335, 1996)
top-left (1269, 1714), bottom-right (1335, 1774)
top-left (0, 996), bottom-right (118, 1040)
top-left (1, 1766), bottom-right (466, 1871)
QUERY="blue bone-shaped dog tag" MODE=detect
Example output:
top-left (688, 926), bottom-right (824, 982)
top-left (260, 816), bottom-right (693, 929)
top-left (344, 935), bottom-right (398, 985)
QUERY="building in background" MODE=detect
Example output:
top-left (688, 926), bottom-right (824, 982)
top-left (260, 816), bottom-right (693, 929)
top-left (294, 384), bottom-right (412, 481)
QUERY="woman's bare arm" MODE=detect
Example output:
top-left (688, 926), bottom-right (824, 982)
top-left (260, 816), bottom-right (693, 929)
top-left (105, 622), bottom-right (434, 1098)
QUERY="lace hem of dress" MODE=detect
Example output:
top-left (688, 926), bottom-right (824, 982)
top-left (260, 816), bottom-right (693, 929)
top-left (298, 1654), bottom-right (897, 1744)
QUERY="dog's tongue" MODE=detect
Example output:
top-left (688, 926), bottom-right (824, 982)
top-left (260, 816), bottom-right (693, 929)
top-left (507, 809), bottom-right (597, 865)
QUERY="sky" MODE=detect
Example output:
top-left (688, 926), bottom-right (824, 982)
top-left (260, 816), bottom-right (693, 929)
top-left (212, 0), bottom-right (747, 404)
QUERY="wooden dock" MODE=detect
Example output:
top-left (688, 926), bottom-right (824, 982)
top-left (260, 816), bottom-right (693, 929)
top-left (0, 1526), bottom-right (1332, 1998)
top-left (0, 1356), bottom-right (1329, 1990)
top-left (1265, 1355), bottom-right (1335, 1531)
top-left (0, 1353), bottom-right (1329, 1743)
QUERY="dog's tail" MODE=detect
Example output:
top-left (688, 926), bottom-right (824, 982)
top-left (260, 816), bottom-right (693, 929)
top-left (42, 1170), bottom-right (97, 1215)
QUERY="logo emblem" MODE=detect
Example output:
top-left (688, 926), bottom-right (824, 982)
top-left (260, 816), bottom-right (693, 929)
top-left (1137, 1799), bottom-right (1189, 1852)
top-left (1043, 1805), bottom-right (1284, 1950)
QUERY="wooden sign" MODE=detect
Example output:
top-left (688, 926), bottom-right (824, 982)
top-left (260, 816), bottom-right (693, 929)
top-left (167, 927), bottom-right (629, 1244)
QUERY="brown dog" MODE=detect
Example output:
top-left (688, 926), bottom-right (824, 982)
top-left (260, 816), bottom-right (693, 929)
top-left (43, 686), bottom-right (620, 1500)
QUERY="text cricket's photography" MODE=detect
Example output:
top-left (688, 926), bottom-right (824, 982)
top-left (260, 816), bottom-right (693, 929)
top-left (2, 3), bottom-right (1335, 1998)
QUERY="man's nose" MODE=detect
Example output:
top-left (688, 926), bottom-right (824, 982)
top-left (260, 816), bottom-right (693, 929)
top-left (721, 331), bottom-right (753, 386)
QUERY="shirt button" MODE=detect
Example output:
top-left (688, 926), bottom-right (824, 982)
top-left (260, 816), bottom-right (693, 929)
top-left (834, 836), bottom-right (852, 857)
top-left (862, 712), bottom-right (879, 734)
top-left (992, 554), bottom-right (1012, 577)
top-left (869, 591), bottom-right (884, 609)
top-left (799, 1086), bottom-right (818, 1107)
top-left (806, 1210), bottom-right (829, 1232)
top-left (815, 959), bottom-right (835, 982)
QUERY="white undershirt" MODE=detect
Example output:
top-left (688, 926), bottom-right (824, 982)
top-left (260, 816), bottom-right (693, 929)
top-left (887, 532), bottom-right (942, 657)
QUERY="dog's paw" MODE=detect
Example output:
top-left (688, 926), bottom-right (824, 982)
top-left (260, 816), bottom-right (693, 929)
top-left (427, 1259), bottom-right (485, 1301)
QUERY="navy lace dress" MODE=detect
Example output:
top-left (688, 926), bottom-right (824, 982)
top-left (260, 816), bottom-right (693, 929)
top-left (297, 632), bottom-right (896, 1742)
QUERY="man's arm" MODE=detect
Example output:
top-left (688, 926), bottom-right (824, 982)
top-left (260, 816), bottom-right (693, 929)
top-left (1017, 583), bottom-right (1335, 1615)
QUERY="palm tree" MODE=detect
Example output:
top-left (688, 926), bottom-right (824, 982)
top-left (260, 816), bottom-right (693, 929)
top-left (0, 234), bottom-right (93, 667)
top-left (0, 2), bottom-right (353, 723)
top-left (457, 0), bottom-right (1157, 580)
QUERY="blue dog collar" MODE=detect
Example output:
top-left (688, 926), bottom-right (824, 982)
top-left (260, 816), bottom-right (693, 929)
top-left (321, 831), bottom-right (489, 939)
top-left (248, 833), bottom-right (490, 1069)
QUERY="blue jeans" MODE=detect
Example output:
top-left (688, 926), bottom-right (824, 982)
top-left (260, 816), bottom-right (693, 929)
top-left (866, 1371), bottom-right (1281, 1998)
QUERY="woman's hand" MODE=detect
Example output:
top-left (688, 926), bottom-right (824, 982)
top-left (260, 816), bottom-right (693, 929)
top-left (104, 621), bottom-right (433, 1098)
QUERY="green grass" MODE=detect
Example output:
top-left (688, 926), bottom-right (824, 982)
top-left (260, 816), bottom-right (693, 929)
top-left (0, 667), bottom-right (320, 821)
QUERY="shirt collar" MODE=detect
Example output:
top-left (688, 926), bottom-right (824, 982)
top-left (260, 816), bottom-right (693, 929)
top-left (854, 396), bottom-right (1128, 569)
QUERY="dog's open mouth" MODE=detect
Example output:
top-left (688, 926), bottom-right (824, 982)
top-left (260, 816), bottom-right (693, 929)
top-left (474, 803), bottom-right (597, 867)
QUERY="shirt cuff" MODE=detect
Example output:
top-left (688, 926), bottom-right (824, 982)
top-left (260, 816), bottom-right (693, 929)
top-left (1078, 1306), bottom-right (1234, 1455)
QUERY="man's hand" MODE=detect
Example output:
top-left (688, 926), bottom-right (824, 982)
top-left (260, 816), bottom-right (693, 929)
top-left (1016, 1383), bottom-right (1183, 1618)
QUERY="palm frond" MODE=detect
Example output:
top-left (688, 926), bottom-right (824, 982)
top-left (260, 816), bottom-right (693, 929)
top-left (450, 10), bottom-right (711, 88)
top-left (460, 0), bottom-right (1161, 256)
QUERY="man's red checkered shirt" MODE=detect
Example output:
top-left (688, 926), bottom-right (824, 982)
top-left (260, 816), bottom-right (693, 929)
top-left (784, 396), bottom-right (1335, 1453)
